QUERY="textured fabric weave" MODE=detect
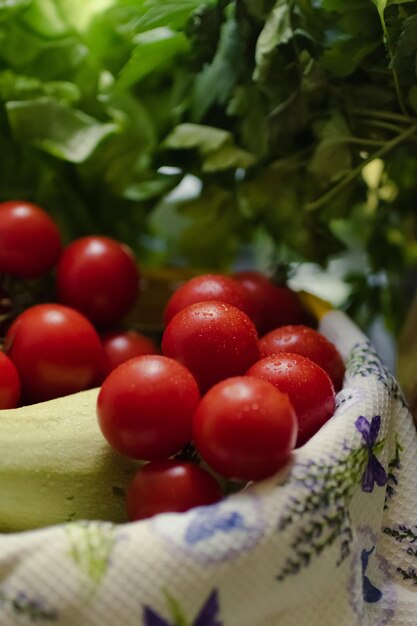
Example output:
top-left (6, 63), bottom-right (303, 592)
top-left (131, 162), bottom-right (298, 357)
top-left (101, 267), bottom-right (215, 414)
top-left (0, 311), bottom-right (416, 626)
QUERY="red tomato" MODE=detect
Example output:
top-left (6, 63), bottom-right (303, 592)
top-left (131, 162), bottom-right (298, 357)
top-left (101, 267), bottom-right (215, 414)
top-left (0, 201), bottom-right (61, 279)
top-left (97, 355), bottom-right (201, 460)
top-left (259, 325), bottom-right (345, 391)
top-left (234, 271), bottom-right (305, 334)
top-left (247, 353), bottom-right (335, 447)
top-left (127, 460), bottom-right (222, 521)
top-left (163, 273), bottom-right (254, 326)
top-left (162, 301), bottom-right (260, 393)
top-left (5, 304), bottom-right (102, 403)
top-left (56, 236), bottom-right (140, 328)
top-left (0, 351), bottom-right (20, 409)
top-left (193, 376), bottom-right (297, 481)
top-left (101, 330), bottom-right (159, 378)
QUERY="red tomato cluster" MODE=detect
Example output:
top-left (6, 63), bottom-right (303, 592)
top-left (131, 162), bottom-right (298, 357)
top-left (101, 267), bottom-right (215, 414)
top-left (0, 201), bottom-right (155, 406)
top-left (0, 201), bottom-right (346, 524)
top-left (96, 272), bottom-right (346, 522)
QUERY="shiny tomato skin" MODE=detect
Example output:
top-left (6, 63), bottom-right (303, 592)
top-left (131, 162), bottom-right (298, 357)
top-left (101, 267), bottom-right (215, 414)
top-left (127, 460), bottom-right (222, 521)
top-left (234, 271), bottom-right (305, 334)
top-left (247, 353), bottom-right (335, 447)
top-left (101, 330), bottom-right (159, 378)
top-left (193, 376), bottom-right (297, 481)
top-left (0, 351), bottom-right (21, 409)
top-left (56, 236), bottom-right (140, 328)
top-left (163, 273), bottom-right (254, 326)
top-left (0, 201), bottom-right (61, 279)
top-left (5, 304), bottom-right (102, 403)
top-left (259, 325), bottom-right (345, 391)
top-left (162, 301), bottom-right (260, 393)
top-left (97, 355), bottom-right (201, 460)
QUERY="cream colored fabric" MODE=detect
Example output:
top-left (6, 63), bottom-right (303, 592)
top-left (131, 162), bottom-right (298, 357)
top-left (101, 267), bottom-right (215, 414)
top-left (0, 311), bottom-right (416, 626)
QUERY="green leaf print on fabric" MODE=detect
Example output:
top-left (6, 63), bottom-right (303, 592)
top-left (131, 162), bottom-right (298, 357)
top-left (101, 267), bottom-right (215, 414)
top-left (384, 435), bottom-right (403, 509)
top-left (384, 524), bottom-right (417, 586)
top-left (346, 343), bottom-right (407, 407)
top-left (66, 521), bottom-right (117, 587)
top-left (395, 566), bottom-right (417, 585)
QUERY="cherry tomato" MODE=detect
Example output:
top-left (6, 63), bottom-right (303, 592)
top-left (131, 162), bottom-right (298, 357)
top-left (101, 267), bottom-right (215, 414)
top-left (97, 355), bottom-right (201, 460)
top-left (101, 330), bottom-right (159, 378)
top-left (0, 201), bottom-right (61, 279)
top-left (162, 301), bottom-right (260, 393)
top-left (127, 460), bottom-right (222, 521)
top-left (234, 271), bottom-right (305, 334)
top-left (247, 353), bottom-right (335, 447)
top-left (56, 236), bottom-right (140, 328)
top-left (259, 325), bottom-right (345, 391)
top-left (193, 376), bottom-right (297, 481)
top-left (163, 273), bottom-right (254, 326)
top-left (5, 304), bottom-right (102, 403)
top-left (0, 351), bottom-right (20, 409)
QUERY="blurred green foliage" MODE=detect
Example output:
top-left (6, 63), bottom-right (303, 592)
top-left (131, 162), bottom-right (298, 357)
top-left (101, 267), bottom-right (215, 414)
top-left (2, 0), bottom-right (417, 334)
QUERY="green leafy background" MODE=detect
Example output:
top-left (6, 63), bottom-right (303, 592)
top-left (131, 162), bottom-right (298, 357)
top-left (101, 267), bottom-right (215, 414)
top-left (2, 0), bottom-right (417, 341)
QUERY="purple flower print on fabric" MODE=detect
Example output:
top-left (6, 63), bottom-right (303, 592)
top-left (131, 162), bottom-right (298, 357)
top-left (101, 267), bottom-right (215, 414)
top-left (143, 590), bottom-right (222, 626)
top-left (361, 546), bottom-right (382, 603)
top-left (0, 586), bottom-right (58, 622)
top-left (185, 508), bottom-right (252, 545)
top-left (143, 609), bottom-right (170, 626)
top-left (355, 415), bottom-right (387, 493)
top-left (349, 526), bottom-right (397, 625)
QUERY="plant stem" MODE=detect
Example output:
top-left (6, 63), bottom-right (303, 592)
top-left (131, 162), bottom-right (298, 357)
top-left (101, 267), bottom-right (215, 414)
top-left (356, 118), bottom-right (417, 144)
top-left (344, 137), bottom-right (386, 147)
top-left (350, 107), bottom-right (413, 125)
top-left (356, 118), bottom-right (406, 134)
top-left (306, 123), bottom-right (417, 211)
top-left (378, 7), bottom-right (408, 116)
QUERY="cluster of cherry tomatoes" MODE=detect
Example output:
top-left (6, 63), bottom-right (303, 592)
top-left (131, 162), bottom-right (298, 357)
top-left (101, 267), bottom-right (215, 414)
top-left (96, 272), bottom-right (346, 522)
top-left (0, 200), bottom-right (346, 524)
top-left (0, 200), bottom-right (152, 406)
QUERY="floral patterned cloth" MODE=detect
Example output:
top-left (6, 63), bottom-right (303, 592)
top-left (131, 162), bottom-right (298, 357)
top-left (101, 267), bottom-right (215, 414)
top-left (1, 311), bottom-right (416, 626)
